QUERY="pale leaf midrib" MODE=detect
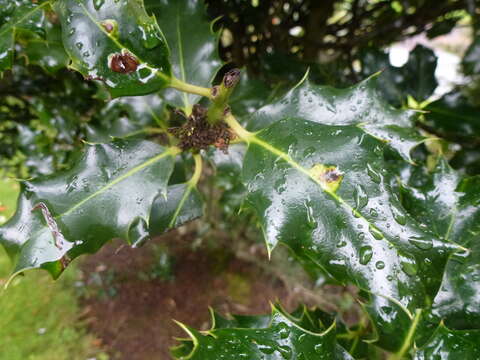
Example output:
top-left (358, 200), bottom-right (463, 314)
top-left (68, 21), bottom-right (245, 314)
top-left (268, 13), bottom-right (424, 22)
top-left (77, 3), bottom-right (169, 82)
top-left (0, 1), bottom-right (50, 37)
top-left (23, 148), bottom-right (174, 243)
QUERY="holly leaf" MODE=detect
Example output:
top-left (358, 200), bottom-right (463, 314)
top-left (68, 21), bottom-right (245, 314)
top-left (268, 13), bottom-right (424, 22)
top-left (171, 305), bottom-right (353, 360)
top-left (54, 0), bottom-right (171, 97)
top-left (239, 114), bottom-right (461, 351)
top-left (20, 21), bottom-right (69, 74)
top-left (401, 159), bottom-right (480, 329)
top-left (463, 36), bottom-right (480, 76)
top-left (0, 0), bottom-right (50, 73)
top-left (424, 90), bottom-right (480, 142)
top-left (86, 94), bottom-right (167, 142)
top-left (147, 0), bottom-right (221, 108)
top-left (247, 73), bottom-right (426, 163)
top-left (149, 182), bottom-right (203, 236)
top-left (360, 45), bottom-right (438, 106)
top-left (0, 139), bottom-right (177, 278)
top-left (414, 324), bottom-right (480, 359)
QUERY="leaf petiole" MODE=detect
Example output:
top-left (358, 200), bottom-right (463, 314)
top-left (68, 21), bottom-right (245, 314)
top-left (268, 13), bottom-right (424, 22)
top-left (170, 77), bottom-right (213, 100)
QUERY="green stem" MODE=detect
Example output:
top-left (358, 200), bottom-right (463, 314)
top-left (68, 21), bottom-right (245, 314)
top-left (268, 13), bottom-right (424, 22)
top-left (388, 309), bottom-right (422, 360)
top-left (170, 77), bottom-right (213, 100)
top-left (225, 114), bottom-right (254, 140)
top-left (189, 154), bottom-right (203, 186)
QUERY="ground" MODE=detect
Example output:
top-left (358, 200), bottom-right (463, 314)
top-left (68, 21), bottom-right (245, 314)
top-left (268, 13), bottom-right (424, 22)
top-left (79, 234), bottom-right (310, 359)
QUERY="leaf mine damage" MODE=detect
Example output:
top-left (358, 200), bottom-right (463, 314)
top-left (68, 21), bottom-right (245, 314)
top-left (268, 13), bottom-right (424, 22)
top-left (31, 202), bottom-right (66, 250)
top-left (309, 164), bottom-right (344, 193)
top-left (169, 104), bottom-right (234, 152)
top-left (108, 50), bottom-right (139, 74)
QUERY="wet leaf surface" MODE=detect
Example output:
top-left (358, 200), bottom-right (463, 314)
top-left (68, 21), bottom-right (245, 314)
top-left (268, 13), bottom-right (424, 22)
top-left (55, 0), bottom-right (171, 97)
top-left (401, 159), bottom-right (480, 330)
top-left (0, 0), bottom-right (50, 72)
top-left (247, 74), bottom-right (426, 163)
top-left (172, 305), bottom-right (353, 360)
top-left (0, 140), bottom-right (176, 278)
top-left (146, 0), bottom-right (222, 109)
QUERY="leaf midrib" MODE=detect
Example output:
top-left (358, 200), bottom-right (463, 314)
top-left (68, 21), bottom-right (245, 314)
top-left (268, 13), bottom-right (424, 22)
top-left (248, 134), bottom-right (390, 241)
top-left (26, 147), bottom-right (176, 243)
top-left (58, 147), bottom-right (175, 218)
top-left (0, 1), bottom-right (50, 37)
top-left (78, 2), bottom-right (170, 82)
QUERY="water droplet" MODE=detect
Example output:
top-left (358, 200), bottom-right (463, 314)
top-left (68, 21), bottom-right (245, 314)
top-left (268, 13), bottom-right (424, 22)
top-left (75, 42), bottom-right (83, 50)
top-left (401, 261), bottom-right (417, 276)
top-left (93, 0), bottom-right (105, 10)
top-left (337, 240), bottom-right (347, 248)
top-left (277, 322), bottom-right (290, 339)
top-left (68, 28), bottom-right (75, 36)
top-left (369, 226), bottom-right (384, 240)
top-left (359, 246), bottom-right (373, 265)
top-left (353, 185), bottom-right (368, 210)
top-left (392, 207), bottom-right (407, 225)
top-left (375, 261), bottom-right (385, 269)
top-left (303, 146), bottom-right (316, 158)
top-left (367, 164), bottom-right (381, 183)
top-left (369, 208), bottom-right (378, 218)
top-left (314, 343), bottom-right (324, 354)
top-left (408, 236), bottom-right (433, 250)
top-left (278, 345), bottom-right (292, 359)
top-left (298, 333), bottom-right (306, 343)
top-left (139, 24), bottom-right (163, 49)
top-left (258, 344), bottom-right (275, 354)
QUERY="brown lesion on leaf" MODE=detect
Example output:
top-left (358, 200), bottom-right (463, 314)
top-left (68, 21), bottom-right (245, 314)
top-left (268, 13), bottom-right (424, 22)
top-left (101, 19), bottom-right (117, 34)
top-left (309, 164), bottom-right (343, 193)
top-left (31, 202), bottom-right (66, 250)
top-left (168, 104), bottom-right (234, 153)
top-left (108, 50), bottom-right (139, 74)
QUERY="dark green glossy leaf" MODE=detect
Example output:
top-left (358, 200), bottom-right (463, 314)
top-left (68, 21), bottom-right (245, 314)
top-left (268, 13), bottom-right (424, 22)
top-left (0, 139), bottom-right (177, 278)
top-left (86, 94), bottom-right (166, 142)
top-left (240, 117), bottom-right (460, 351)
top-left (55, 0), bottom-right (171, 97)
top-left (172, 305), bottom-right (353, 360)
top-left (424, 90), bottom-right (480, 141)
top-left (20, 22), bottom-right (69, 74)
top-left (0, 0), bottom-right (49, 72)
top-left (360, 45), bottom-right (438, 106)
top-left (414, 324), bottom-right (480, 359)
top-left (248, 73), bottom-right (426, 163)
top-left (149, 182), bottom-right (203, 236)
top-left (401, 159), bottom-right (480, 329)
top-left (463, 37), bottom-right (480, 76)
top-left (147, 0), bottom-right (221, 108)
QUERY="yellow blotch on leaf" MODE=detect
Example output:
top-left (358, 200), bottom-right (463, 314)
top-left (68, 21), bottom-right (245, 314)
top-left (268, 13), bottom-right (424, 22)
top-left (309, 164), bottom-right (343, 193)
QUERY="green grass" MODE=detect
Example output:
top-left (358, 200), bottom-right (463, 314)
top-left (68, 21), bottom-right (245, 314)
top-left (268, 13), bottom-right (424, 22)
top-left (0, 176), bottom-right (107, 360)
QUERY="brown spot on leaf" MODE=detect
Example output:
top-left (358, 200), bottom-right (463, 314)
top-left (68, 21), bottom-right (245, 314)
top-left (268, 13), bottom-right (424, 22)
top-left (168, 104), bottom-right (234, 153)
top-left (104, 23), bottom-right (114, 32)
top-left (309, 164), bottom-right (343, 193)
top-left (109, 51), bottom-right (139, 74)
top-left (323, 168), bottom-right (341, 183)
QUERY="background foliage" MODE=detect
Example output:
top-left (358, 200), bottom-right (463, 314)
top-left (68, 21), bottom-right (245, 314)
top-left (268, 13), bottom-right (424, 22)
top-left (1, 0), bottom-right (480, 359)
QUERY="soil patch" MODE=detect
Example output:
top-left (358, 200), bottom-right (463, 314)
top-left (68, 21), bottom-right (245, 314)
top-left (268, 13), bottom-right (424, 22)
top-left (79, 233), bottom-right (308, 359)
